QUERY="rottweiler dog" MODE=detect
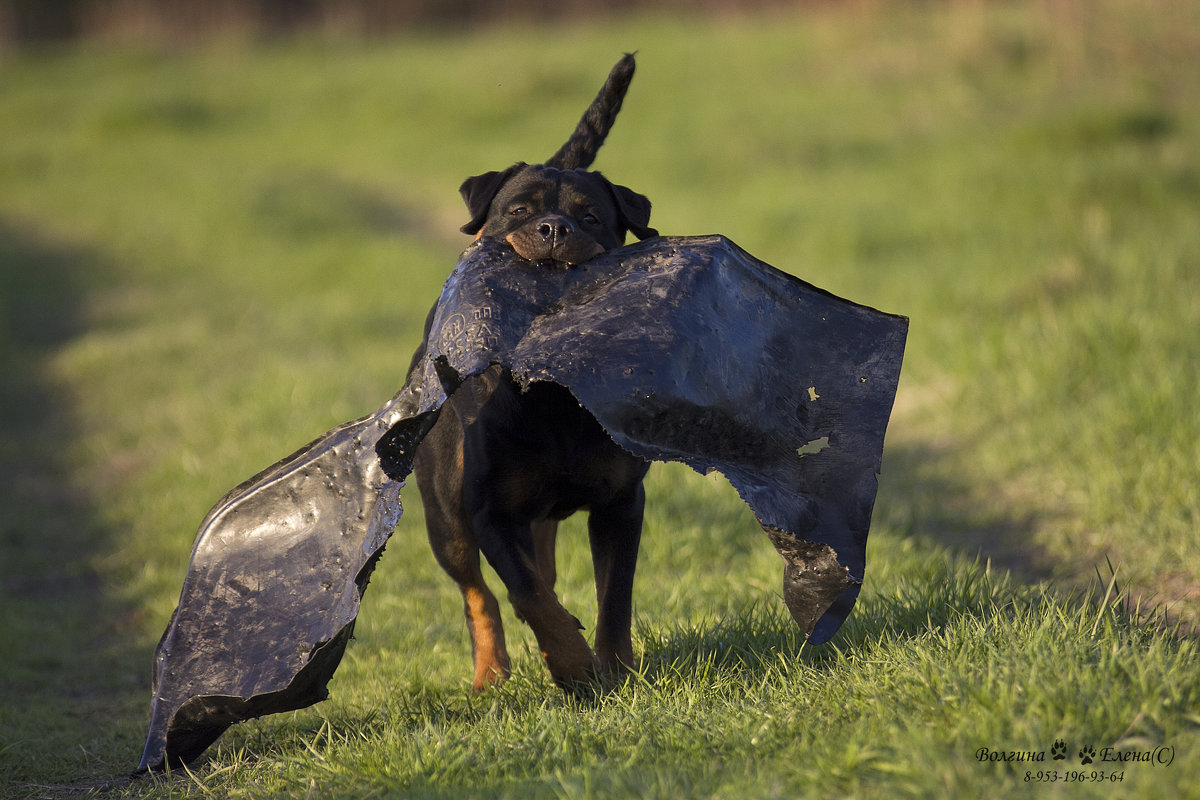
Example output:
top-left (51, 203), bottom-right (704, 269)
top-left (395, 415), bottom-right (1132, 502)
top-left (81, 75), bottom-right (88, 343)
top-left (411, 55), bottom-right (659, 692)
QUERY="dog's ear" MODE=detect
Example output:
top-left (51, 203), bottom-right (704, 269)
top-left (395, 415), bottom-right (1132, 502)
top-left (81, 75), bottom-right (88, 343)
top-left (606, 179), bottom-right (658, 241)
top-left (459, 163), bottom-right (526, 235)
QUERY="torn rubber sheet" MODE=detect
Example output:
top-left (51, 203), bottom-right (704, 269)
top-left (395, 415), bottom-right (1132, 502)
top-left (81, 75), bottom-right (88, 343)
top-left (138, 234), bottom-right (907, 771)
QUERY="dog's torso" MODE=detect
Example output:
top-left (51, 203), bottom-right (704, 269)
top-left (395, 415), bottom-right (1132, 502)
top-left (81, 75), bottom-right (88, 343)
top-left (451, 368), bottom-right (649, 523)
top-left (415, 367), bottom-right (646, 518)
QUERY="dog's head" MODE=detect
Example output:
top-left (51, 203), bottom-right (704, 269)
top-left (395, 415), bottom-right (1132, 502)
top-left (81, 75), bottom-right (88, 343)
top-left (459, 162), bottom-right (657, 266)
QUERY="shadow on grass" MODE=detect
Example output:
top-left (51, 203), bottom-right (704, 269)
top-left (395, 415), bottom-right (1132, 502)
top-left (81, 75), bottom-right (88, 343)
top-left (0, 220), bottom-right (150, 792)
top-left (878, 439), bottom-right (1062, 582)
top-left (874, 438), bottom-right (1185, 627)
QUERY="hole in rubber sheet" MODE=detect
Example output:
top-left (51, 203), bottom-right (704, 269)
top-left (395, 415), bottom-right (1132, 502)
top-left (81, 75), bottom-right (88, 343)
top-left (796, 436), bottom-right (830, 458)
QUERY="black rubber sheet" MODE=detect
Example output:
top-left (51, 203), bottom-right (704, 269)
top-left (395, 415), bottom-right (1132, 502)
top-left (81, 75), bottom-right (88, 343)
top-left (138, 234), bottom-right (907, 771)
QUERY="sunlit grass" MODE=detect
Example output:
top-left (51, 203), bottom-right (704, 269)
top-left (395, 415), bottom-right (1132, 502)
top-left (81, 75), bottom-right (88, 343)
top-left (1, 1), bottom-right (1198, 797)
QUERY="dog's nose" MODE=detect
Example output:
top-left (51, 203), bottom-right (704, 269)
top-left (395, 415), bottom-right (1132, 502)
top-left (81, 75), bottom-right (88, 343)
top-left (537, 217), bottom-right (574, 242)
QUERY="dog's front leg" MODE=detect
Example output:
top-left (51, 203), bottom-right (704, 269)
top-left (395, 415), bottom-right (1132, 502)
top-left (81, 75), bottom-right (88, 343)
top-left (531, 518), bottom-right (559, 592)
top-left (474, 516), bottom-right (600, 692)
top-left (510, 586), bottom-right (602, 693)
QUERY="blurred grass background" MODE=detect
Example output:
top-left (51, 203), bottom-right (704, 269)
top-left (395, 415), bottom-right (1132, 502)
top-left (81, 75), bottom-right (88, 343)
top-left (1, 1), bottom-right (1198, 797)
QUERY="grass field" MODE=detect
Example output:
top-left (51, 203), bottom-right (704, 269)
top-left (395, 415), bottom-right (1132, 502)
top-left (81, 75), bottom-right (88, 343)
top-left (2, 1), bottom-right (1199, 797)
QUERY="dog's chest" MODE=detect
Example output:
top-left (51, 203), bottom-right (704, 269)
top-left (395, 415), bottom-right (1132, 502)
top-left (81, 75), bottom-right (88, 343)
top-left (464, 375), bottom-right (645, 518)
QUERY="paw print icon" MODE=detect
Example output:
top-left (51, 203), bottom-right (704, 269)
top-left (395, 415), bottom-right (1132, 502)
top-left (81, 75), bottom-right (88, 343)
top-left (1051, 740), bottom-right (1067, 760)
top-left (1079, 745), bottom-right (1096, 765)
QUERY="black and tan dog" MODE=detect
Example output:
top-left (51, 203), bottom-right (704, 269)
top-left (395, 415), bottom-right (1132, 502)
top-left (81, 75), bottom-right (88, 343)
top-left (412, 55), bottom-right (658, 692)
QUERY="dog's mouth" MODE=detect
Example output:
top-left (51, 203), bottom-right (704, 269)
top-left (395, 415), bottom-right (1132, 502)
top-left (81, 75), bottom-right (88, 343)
top-left (505, 230), bottom-right (604, 267)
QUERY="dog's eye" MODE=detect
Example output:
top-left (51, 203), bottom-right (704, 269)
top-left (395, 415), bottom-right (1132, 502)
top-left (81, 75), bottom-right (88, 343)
top-left (508, 206), bottom-right (529, 217)
top-left (582, 213), bottom-right (600, 225)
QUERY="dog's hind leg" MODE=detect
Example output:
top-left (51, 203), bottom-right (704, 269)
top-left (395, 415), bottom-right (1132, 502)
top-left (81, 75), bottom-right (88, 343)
top-left (425, 510), bottom-right (511, 691)
top-left (415, 417), bottom-right (511, 691)
top-left (428, 541), bottom-right (512, 691)
top-left (588, 482), bottom-right (645, 677)
top-left (459, 575), bottom-right (510, 691)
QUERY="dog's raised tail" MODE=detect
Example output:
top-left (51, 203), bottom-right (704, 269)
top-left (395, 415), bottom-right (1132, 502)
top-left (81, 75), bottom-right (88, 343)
top-left (545, 53), bottom-right (637, 171)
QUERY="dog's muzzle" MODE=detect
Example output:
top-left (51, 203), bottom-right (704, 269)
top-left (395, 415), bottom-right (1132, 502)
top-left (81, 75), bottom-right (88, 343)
top-left (506, 215), bottom-right (603, 265)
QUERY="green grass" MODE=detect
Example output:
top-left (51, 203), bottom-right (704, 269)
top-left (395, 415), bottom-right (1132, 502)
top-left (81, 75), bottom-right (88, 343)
top-left (2, 1), bottom-right (1199, 797)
